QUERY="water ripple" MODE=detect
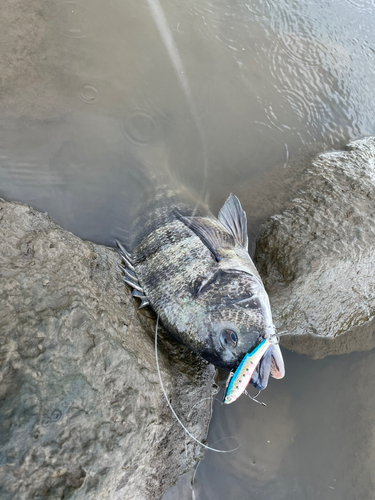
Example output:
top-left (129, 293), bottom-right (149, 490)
top-left (237, 0), bottom-right (274, 21)
top-left (264, 33), bottom-right (357, 140)
top-left (277, 33), bottom-right (327, 68)
top-left (77, 81), bottom-right (100, 105)
top-left (181, 0), bottom-right (285, 63)
top-left (60, 1), bottom-right (90, 39)
top-left (263, 92), bottom-right (314, 135)
top-left (123, 110), bottom-right (162, 146)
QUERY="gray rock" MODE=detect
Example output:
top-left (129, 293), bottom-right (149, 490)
top-left (0, 199), bottom-right (216, 500)
top-left (254, 137), bottom-right (375, 358)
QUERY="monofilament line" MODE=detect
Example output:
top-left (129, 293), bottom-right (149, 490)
top-left (154, 315), bottom-right (240, 454)
top-left (145, 0), bottom-right (209, 205)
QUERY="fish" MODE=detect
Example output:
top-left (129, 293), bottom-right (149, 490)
top-left (116, 184), bottom-right (284, 391)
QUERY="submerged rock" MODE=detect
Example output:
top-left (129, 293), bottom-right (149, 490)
top-left (0, 199), bottom-right (216, 500)
top-left (254, 137), bottom-right (375, 358)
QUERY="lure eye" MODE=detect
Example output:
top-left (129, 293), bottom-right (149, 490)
top-left (221, 329), bottom-right (238, 348)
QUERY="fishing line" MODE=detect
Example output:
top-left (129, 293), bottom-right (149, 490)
top-left (244, 389), bottom-right (267, 407)
top-left (145, 0), bottom-right (209, 204)
top-left (184, 395), bottom-right (224, 459)
top-left (154, 315), bottom-right (240, 454)
top-left (191, 461), bottom-right (200, 500)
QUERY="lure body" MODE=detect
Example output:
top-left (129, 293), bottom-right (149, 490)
top-left (223, 338), bottom-right (271, 404)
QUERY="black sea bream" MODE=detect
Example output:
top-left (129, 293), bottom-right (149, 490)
top-left (117, 184), bottom-right (284, 390)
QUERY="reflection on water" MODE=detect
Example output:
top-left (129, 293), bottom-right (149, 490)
top-left (1, 0), bottom-right (375, 497)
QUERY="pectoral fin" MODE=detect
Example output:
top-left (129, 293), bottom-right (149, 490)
top-left (175, 212), bottom-right (235, 261)
top-left (218, 193), bottom-right (248, 250)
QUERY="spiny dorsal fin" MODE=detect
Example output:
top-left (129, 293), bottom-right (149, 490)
top-left (175, 212), bottom-right (235, 262)
top-left (218, 194), bottom-right (248, 250)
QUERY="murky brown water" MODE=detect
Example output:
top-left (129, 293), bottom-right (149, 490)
top-left (164, 348), bottom-right (375, 500)
top-left (2, 0), bottom-right (375, 244)
top-left (1, 0), bottom-right (375, 498)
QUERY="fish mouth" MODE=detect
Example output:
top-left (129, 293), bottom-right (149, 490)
top-left (251, 343), bottom-right (285, 391)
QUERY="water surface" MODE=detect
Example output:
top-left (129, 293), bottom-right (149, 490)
top-left (1, 0), bottom-right (375, 242)
top-left (168, 348), bottom-right (375, 500)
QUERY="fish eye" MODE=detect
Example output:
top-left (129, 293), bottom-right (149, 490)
top-left (221, 329), bottom-right (238, 348)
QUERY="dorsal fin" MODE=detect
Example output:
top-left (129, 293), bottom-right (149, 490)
top-left (218, 194), bottom-right (248, 250)
top-left (175, 212), bottom-right (235, 261)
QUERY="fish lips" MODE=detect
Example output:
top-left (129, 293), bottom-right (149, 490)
top-left (251, 343), bottom-right (285, 391)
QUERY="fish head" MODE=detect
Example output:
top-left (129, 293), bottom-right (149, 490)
top-left (197, 270), bottom-right (285, 390)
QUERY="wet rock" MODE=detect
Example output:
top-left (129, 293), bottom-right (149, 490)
top-left (254, 137), bottom-right (375, 358)
top-left (0, 199), bottom-right (216, 500)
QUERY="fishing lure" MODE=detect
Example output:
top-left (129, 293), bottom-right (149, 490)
top-left (223, 338), bottom-right (271, 404)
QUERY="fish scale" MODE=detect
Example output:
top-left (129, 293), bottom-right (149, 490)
top-left (117, 183), bottom-right (285, 388)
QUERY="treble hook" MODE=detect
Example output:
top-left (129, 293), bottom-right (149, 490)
top-left (244, 389), bottom-right (267, 407)
top-left (221, 371), bottom-right (234, 404)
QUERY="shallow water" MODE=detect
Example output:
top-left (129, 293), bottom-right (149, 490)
top-left (164, 348), bottom-right (375, 500)
top-left (1, 0), bottom-right (375, 243)
top-left (1, 0), bottom-right (375, 498)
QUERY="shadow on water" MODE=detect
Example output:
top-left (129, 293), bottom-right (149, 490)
top-left (1, 0), bottom-right (375, 498)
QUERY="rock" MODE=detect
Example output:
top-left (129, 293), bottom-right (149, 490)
top-left (0, 199), bottom-right (216, 500)
top-left (253, 137), bottom-right (375, 358)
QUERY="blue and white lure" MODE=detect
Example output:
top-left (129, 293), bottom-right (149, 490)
top-left (223, 338), bottom-right (271, 405)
